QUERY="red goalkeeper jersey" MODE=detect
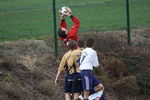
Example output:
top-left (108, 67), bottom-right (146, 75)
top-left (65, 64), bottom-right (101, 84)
top-left (59, 16), bottom-right (80, 45)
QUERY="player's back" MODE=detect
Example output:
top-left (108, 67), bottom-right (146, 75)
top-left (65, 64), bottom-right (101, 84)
top-left (71, 48), bottom-right (84, 72)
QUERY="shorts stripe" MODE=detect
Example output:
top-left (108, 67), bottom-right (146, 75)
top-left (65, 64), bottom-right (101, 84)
top-left (84, 75), bottom-right (89, 90)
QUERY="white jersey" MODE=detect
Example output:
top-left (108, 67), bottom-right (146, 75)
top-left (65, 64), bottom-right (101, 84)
top-left (79, 48), bottom-right (99, 70)
top-left (89, 89), bottom-right (104, 100)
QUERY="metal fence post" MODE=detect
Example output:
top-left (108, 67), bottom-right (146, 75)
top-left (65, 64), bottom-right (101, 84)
top-left (52, 0), bottom-right (58, 55)
top-left (126, 0), bottom-right (131, 46)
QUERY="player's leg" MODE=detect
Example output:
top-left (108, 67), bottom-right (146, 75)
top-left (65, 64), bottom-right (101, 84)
top-left (73, 93), bottom-right (80, 100)
top-left (91, 75), bottom-right (105, 100)
top-left (92, 75), bottom-right (104, 92)
top-left (94, 83), bottom-right (104, 92)
top-left (72, 74), bottom-right (83, 100)
top-left (65, 93), bottom-right (71, 100)
top-left (95, 97), bottom-right (100, 100)
top-left (83, 90), bottom-right (90, 100)
top-left (64, 75), bottom-right (73, 100)
top-left (80, 70), bottom-right (93, 100)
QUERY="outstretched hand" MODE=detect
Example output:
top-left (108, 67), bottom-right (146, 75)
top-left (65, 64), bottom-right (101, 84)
top-left (55, 77), bottom-right (58, 85)
top-left (59, 6), bottom-right (72, 18)
top-left (63, 7), bottom-right (72, 16)
top-left (59, 15), bottom-right (64, 20)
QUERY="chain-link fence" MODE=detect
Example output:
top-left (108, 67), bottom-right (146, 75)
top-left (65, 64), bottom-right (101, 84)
top-left (0, 0), bottom-right (149, 41)
top-left (0, 0), bottom-right (150, 96)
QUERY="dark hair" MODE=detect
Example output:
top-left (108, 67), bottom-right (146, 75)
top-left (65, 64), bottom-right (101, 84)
top-left (58, 28), bottom-right (67, 38)
top-left (68, 40), bottom-right (76, 50)
top-left (77, 38), bottom-right (84, 48)
top-left (86, 38), bottom-right (94, 47)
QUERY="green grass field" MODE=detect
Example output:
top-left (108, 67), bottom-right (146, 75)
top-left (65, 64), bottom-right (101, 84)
top-left (0, 0), bottom-right (150, 41)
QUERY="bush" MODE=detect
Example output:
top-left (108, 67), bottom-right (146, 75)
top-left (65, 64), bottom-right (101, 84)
top-left (93, 66), bottom-right (111, 88)
top-left (32, 67), bottom-right (45, 80)
top-left (120, 46), bottom-right (150, 94)
top-left (38, 80), bottom-right (56, 96)
top-left (0, 73), bottom-right (23, 98)
top-left (0, 56), bottom-right (16, 70)
top-left (0, 81), bottom-right (23, 97)
top-left (104, 57), bottom-right (129, 80)
top-left (82, 32), bottom-right (126, 52)
top-left (136, 73), bottom-right (150, 94)
top-left (111, 76), bottom-right (140, 95)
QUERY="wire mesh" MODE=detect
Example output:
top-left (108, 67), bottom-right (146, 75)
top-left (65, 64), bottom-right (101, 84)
top-left (0, 0), bottom-right (149, 41)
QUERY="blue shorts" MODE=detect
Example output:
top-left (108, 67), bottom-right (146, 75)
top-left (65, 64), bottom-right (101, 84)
top-left (64, 73), bottom-right (82, 93)
top-left (80, 70), bottom-right (100, 91)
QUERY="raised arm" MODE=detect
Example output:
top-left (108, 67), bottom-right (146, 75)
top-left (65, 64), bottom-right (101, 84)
top-left (71, 15), bottom-right (80, 28)
top-left (69, 15), bottom-right (80, 34)
top-left (67, 15), bottom-right (80, 41)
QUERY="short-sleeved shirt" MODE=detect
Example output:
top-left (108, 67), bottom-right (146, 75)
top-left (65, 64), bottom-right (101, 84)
top-left (58, 48), bottom-right (83, 74)
top-left (80, 47), bottom-right (99, 70)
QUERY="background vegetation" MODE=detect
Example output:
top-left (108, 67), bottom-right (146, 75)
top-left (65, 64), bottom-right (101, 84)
top-left (0, 0), bottom-right (150, 40)
top-left (0, 0), bottom-right (149, 99)
top-left (0, 29), bottom-right (150, 99)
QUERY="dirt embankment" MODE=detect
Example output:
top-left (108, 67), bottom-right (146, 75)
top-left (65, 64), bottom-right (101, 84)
top-left (0, 27), bottom-right (150, 100)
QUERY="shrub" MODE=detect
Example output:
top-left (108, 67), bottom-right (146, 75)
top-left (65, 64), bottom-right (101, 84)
top-left (32, 67), bottom-right (45, 80)
top-left (82, 32), bottom-right (126, 52)
top-left (136, 73), bottom-right (150, 94)
top-left (93, 66), bottom-right (110, 88)
top-left (0, 73), bottom-right (23, 98)
top-left (120, 46), bottom-right (150, 94)
top-left (111, 76), bottom-right (140, 95)
top-left (38, 80), bottom-right (56, 96)
top-left (104, 57), bottom-right (129, 80)
top-left (0, 56), bottom-right (16, 70)
top-left (0, 81), bottom-right (23, 97)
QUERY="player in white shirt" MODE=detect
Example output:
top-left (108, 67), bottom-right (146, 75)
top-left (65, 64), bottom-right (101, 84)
top-left (79, 47), bottom-right (99, 70)
top-left (79, 38), bottom-right (104, 100)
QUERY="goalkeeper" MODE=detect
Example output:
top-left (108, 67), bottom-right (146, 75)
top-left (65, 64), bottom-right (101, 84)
top-left (58, 6), bottom-right (80, 48)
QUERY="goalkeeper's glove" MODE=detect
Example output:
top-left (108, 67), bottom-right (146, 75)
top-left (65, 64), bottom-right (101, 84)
top-left (59, 15), bottom-right (64, 20)
top-left (58, 9), bottom-right (65, 20)
top-left (63, 6), bottom-right (72, 17)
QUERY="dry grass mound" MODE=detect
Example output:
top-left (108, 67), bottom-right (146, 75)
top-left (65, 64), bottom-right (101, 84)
top-left (0, 27), bottom-right (149, 100)
top-left (0, 40), bottom-right (64, 100)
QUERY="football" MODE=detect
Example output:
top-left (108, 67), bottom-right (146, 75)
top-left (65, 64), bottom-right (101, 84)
top-left (59, 6), bottom-right (72, 17)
